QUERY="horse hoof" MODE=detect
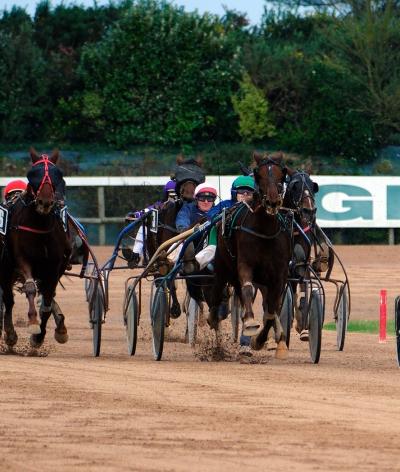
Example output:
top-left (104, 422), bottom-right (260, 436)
top-left (27, 323), bottom-right (41, 335)
top-left (266, 338), bottom-right (277, 351)
top-left (30, 334), bottom-right (44, 348)
top-left (170, 306), bottom-right (181, 319)
top-left (300, 329), bottom-right (309, 342)
top-left (4, 332), bottom-right (18, 347)
top-left (275, 341), bottom-right (288, 360)
top-left (242, 319), bottom-right (260, 337)
top-left (54, 331), bottom-right (69, 344)
top-left (238, 345), bottom-right (253, 357)
top-left (250, 336), bottom-right (263, 351)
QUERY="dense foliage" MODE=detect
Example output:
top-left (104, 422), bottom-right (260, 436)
top-left (0, 0), bottom-right (399, 164)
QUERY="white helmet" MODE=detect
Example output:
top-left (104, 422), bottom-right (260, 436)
top-left (194, 183), bottom-right (218, 198)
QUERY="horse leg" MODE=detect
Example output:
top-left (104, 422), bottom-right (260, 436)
top-left (252, 285), bottom-right (288, 359)
top-left (238, 266), bottom-right (259, 336)
top-left (0, 286), bottom-right (3, 337)
top-left (30, 310), bottom-right (51, 348)
top-left (207, 275), bottom-right (226, 331)
top-left (51, 299), bottom-right (68, 344)
top-left (2, 283), bottom-right (17, 347)
top-left (41, 280), bottom-right (68, 344)
top-left (169, 282), bottom-right (181, 319)
top-left (23, 278), bottom-right (41, 335)
top-left (268, 285), bottom-right (288, 359)
top-left (257, 286), bottom-right (277, 351)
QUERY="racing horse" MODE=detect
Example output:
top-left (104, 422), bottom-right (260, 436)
top-left (283, 170), bottom-right (329, 339)
top-left (0, 148), bottom-right (71, 347)
top-left (145, 155), bottom-right (206, 317)
top-left (208, 151), bottom-right (292, 358)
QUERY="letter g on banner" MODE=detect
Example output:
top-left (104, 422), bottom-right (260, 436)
top-left (316, 185), bottom-right (373, 222)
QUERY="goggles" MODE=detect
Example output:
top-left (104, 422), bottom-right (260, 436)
top-left (197, 195), bottom-right (216, 202)
top-left (236, 188), bottom-right (254, 195)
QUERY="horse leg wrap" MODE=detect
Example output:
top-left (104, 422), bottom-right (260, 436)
top-left (242, 282), bottom-right (255, 298)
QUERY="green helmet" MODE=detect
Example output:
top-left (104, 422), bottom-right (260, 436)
top-left (232, 175), bottom-right (255, 190)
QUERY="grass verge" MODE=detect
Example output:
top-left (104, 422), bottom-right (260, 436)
top-left (324, 319), bottom-right (395, 335)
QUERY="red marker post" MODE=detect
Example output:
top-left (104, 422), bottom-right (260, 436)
top-left (379, 289), bottom-right (387, 343)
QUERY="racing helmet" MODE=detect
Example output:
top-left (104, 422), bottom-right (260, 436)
top-left (194, 183), bottom-right (218, 199)
top-left (163, 180), bottom-right (177, 200)
top-left (231, 175), bottom-right (255, 199)
top-left (3, 179), bottom-right (27, 199)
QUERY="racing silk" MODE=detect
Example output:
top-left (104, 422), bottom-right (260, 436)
top-left (207, 199), bottom-right (234, 219)
top-left (175, 201), bottom-right (209, 232)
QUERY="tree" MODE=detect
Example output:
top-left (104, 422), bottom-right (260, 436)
top-left (232, 73), bottom-right (276, 142)
top-left (0, 8), bottom-right (48, 141)
top-left (78, 0), bottom-right (243, 145)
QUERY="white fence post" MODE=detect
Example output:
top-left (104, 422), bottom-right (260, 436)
top-left (98, 186), bottom-right (106, 245)
top-left (389, 228), bottom-right (395, 245)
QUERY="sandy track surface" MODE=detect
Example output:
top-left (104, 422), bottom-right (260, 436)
top-left (1, 245), bottom-right (400, 471)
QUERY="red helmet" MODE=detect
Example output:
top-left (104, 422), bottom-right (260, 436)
top-left (3, 179), bottom-right (27, 199)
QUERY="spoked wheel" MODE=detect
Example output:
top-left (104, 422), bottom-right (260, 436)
top-left (90, 282), bottom-right (104, 357)
top-left (280, 285), bottom-right (294, 348)
top-left (395, 296), bottom-right (400, 366)
top-left (308, 288), bottom-right (323, 364)
top-left (150, 282), bottom-right (168, 361)
top-left (124, 284), bottom-right (138, 356)
top-left (336, 286), bottom-right (348, 351)
top-left (230, 293), bottom-right (242, 342)
top-left (187, 297), bottom-right (199, 346)
top-left (84, 262), bottom-right (96, 302)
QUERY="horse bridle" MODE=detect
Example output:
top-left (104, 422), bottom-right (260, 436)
top-left (29, 154), bottom-right (57, 204)
top-left (288, 172), bottom-right (317, 227)
top-left (254, 158), bottom-right (287, 215)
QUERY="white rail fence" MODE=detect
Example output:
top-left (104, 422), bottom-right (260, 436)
top-left (1, 175), bottom-right (398, 244)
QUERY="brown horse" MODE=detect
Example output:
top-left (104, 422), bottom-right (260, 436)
top-left (208, 152), bottom-right (292, 358)
top-left (145, 156), bottom-right (205, 317)
top-left (0, 148), bottom-right (71, 348)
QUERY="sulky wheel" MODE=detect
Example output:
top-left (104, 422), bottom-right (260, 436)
top-left (124, 283), bottom-right (138, 356)
top-left (336, 286), bottom-right (349, 351)
top-left (186, 297), bottom-right (199, 346)
top-left (308, 288), bottom-right (323, 364)
top-left (395, 296), bottom-right (400, 367)
top-left (230, 293), bottom-right (242, 343)
top-left (90, 282), bottom-right (104, 357)
top-left (150, 282), bottom-right (168, 361)
top-left (84, 262), bottom-right (96, 302)
top-left (280, 285), bottom-right (294, 348)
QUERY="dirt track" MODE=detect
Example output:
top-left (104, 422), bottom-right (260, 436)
top-left (1, 245), bottom-right (400, 471)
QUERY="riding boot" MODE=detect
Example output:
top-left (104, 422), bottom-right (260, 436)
top-left (182, 242), bottom-right (199, 274)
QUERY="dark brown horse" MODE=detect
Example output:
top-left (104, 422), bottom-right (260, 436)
top-left (283, 170), bottom-right (329, 339)
top-left (208, 152), bottom-right (292, 358)
top-left (145, 156), bottom-right (205, 317)
top-left (0, 148), bottom-right (71, 348)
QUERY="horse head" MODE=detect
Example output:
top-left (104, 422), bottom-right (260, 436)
top-left (174, 154), bottom-right (205, 202)
top-left (27, 147), bottom-right (65, 215)
top-left (253, 151), bottom-right (287, 215)
top-left (285, 171), bottom-right (319, 228)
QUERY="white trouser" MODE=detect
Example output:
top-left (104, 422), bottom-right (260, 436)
top-left (195, 245), bottom-right (216, 270)
top-left (132, 225), bottom-right (144, 256)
